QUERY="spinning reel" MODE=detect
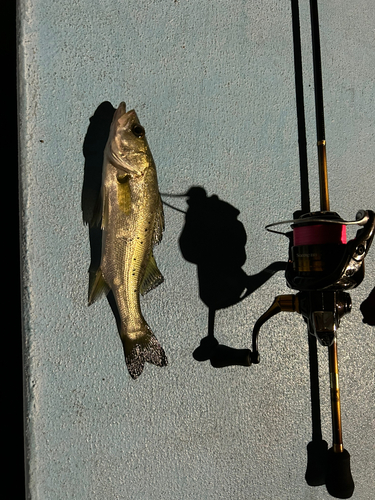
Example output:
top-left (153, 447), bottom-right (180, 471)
top-left (256, 208), bottom-right (375, 351)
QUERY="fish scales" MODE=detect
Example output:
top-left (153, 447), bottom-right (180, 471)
top-left (87, 102), bottom-right (167, 379)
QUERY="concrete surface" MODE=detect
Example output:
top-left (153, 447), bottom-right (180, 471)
top-left (18, 1), bottom-right (374, 498)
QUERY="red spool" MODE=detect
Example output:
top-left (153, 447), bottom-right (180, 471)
top-left (293, 224), bottom-right (347, 246)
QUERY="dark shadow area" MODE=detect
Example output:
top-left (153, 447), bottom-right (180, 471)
top-left (360, 286), bottom-right (375, 326)
top-left (305, 332), bottom-right (328, 486)
top-left (290, 0), bottom-right (332, 490)
top-left (81, 101), bottom-right (121, 329)
top-left (178, 187), bottom-right (286, 368)
top-left (82, 101), bottom-right (115, 227)
top-left (10, 0), bottom-right (26, 496)
top-left (291, 0), bottom-right (310, 215)
top-left (290, 0), bottom-right (326, 487)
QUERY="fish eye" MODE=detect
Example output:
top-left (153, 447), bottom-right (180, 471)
top-left (131, 124), bottom-right (145, 138)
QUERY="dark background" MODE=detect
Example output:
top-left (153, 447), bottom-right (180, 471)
top-left (6, 1), bottom-right (26, 498)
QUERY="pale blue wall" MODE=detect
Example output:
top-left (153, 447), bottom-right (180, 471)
top-left (18, 1), bottom-right (374, 498)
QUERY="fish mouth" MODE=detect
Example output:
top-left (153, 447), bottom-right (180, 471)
top-left (115, 102), bottom-right (139, 127)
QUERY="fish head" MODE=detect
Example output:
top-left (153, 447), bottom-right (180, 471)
top-left (106, 102), bottom-right (151, 175)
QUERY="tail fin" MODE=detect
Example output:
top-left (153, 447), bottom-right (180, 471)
top-left (122, 327), bottom-right (168, 379)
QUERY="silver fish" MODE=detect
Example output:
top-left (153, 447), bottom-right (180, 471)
top-left (88, 102), bottom-right (167, 379)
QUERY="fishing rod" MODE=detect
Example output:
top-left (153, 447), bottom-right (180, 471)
top-left (250, 1), bottom-right (374, 498)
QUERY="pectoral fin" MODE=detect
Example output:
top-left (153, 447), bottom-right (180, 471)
top-left (88, 268), bottom-right (110, 305)
top-left (140, 252), bottom-right (164, 295)
top-left (117, 175), bottom-right (132, 215)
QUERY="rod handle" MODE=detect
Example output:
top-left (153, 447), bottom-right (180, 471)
top-left (325, 448), bottom-right (354, 499)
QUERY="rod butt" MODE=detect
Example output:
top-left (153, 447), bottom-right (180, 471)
top-left (325, 448), bottom-right (354, 499)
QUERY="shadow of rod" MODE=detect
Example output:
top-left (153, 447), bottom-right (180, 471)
top-left (305, 330), bottom-right (328, 486)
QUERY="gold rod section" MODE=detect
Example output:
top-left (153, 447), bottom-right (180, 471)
top-left (317, 140), bottom-right (330, 211)
top-left (328, 338), bottom-right (344, 453)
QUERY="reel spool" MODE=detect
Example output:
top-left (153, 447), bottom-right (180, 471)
top-left (266, 209), bottom-right (374, 296)
top-left (291, 211), bottom-right (346, 275)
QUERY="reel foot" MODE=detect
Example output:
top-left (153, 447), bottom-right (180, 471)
top-left (325, 448), bottom-right (354, 499)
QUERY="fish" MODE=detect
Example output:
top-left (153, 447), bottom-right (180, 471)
top-left (87, 102), bottom-right (167, 379)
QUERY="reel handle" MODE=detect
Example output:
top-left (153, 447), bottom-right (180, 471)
top-left (252, 295), bottom-right (300, 363)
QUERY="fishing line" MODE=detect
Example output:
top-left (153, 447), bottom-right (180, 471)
top-left (161, 199), bottom-right (187, 214)
top-left (160, 192), bottom-right (188, 214)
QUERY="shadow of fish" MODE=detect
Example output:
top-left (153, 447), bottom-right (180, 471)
top-left (86, 102), bottom-right (167, 379)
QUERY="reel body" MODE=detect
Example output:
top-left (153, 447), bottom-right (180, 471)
top-left (286, 210), bottom-right (375, 293)
top-left (285, 209), bottom-right (374, 346)
top-left (253, 209), bottom-right (375, 352)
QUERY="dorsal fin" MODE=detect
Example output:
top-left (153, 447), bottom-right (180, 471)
top-left (85, 187), bottom-right (102, 228)
top-left (88, 268), bottom-right (110, 305)
top-left (152, 195), bottom-right (165, 246)
top-left (101, 185), bottom-right (110, 230)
